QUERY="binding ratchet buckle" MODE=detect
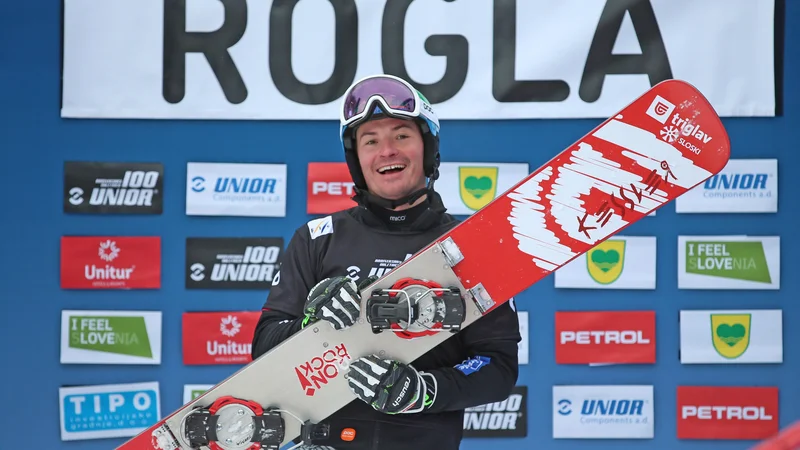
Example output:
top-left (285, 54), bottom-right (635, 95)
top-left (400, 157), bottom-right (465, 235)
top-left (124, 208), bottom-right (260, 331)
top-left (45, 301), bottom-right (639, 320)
top-left (366, 277), bottom-right (466, 339)
top-left (182, 396), bottom-right (284, 450)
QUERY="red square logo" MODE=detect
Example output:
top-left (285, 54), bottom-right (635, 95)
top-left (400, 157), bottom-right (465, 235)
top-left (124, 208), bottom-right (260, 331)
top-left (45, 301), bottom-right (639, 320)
top-left (182, 311), bottom-right (261, 365)
top-left (60, 236), bottom-right (161, 289)
top-left (677, 386), bottom-right (779, 440)
top-left (555, 311), bottom-right (656, 364)
top-left (307, 162), bottom-right (357, 214)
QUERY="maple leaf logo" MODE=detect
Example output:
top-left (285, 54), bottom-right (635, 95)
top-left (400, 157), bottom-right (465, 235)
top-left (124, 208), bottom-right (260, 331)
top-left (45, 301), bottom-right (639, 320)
top-left (98, 240), bottom-right (120, 262)
top-left (220, 315), bottom-right (241, 337)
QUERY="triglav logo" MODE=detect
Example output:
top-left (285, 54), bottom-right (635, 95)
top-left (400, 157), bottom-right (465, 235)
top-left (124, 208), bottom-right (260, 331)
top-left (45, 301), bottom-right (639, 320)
top-left (645, 95), bottom-right (675, 124)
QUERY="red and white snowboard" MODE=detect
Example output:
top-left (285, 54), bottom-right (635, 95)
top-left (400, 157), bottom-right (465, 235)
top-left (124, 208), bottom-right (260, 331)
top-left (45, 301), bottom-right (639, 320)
top-left (118, 79), bottom-right (730, 450)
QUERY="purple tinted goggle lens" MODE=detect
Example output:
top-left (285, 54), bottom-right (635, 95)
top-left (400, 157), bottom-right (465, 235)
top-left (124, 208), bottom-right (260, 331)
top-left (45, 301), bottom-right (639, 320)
top-left (342, 77), bottom-right (416, 122)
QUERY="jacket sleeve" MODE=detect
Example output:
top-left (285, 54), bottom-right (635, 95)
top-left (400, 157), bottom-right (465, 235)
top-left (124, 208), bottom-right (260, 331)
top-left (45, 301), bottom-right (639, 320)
top-left (421, 299), bottom-right (522, 414)
top-left (251, 227), bottom-right (319, 359)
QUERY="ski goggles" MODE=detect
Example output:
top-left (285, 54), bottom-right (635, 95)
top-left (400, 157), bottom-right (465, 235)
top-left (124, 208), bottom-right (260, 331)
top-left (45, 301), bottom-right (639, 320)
top-left (340, 74), bottom-right (432, 129)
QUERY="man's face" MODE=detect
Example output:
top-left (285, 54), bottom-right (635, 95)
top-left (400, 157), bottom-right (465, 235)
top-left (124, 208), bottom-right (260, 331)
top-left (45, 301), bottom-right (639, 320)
top-left (355, 117), bottom-right (426, 201)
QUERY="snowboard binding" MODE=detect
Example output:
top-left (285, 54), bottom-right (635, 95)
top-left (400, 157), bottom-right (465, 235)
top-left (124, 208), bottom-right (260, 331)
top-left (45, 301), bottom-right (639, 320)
top-left (365, 277), bottom-right (466, 339)
top-left (181, 396), bottom-right (285, 450)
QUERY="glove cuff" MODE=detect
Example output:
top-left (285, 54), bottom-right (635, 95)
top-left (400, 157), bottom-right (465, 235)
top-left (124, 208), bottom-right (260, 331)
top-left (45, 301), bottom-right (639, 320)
top-left (399, 370), bottom-right (437, 414)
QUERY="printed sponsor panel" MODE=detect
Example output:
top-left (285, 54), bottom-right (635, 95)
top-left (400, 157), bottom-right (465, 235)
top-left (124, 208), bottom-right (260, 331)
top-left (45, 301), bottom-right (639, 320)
top-left (555, 311), bottom-right (656, 365)
top-left (307, 162), bottom-right (358, 214)
top-left (60, 236), bottom-right (161, 289)
top-left (675, 159), bottom-right (778, 213)
top-left (553, 385), bottom-right (654, 439)
top-left (64, 161), bottom-right (164, 214)
top-left (61, 1), bottom-right (774, 119)
top-left (181, 312), bottom-right (261, 365)
top-left (680, 309), bottom-right (783, 364)
top-left (463, 385), bottom-right (527, 438)
top-left (678, 236), bottom-right (780, 289)
top-left (182, 384), bottom-right (214, 405)
top-left (185, 237), bottom-right (283, 290)
top-left (677, 386), bottom-right (779, 440)
top-left (59, 381), bottom-right (160, 441)
top-left (186, 162), bottom-right (287, 217)
top-left (554, 236), bottom-right (657, 289)
top-left (436, 162), bottom-right (530, 215)
top-left (60, 310), bottom-right (162, 364)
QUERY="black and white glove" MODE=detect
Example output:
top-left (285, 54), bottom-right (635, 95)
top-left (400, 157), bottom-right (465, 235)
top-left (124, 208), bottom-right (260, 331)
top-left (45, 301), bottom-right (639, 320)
top-left (345, 355), bottom-right (437, 414)
top-left (302, 276), bottom-right (376, 330)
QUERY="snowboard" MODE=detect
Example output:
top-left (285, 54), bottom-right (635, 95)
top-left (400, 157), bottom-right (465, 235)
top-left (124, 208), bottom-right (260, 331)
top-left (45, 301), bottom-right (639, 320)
top-left (118, 79), bottom-right (730, 450)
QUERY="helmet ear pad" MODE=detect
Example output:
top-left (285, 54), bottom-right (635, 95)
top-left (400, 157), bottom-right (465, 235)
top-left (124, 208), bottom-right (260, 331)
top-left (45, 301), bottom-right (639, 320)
top-left (343, 118), bottom-right (440, 192)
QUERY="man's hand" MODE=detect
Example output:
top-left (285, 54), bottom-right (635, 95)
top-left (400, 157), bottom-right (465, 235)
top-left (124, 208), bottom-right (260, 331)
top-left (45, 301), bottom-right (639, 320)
top-left (302, 275), bottom-right (377, 330)
top-left (345, 355), bottom-right (437, 414)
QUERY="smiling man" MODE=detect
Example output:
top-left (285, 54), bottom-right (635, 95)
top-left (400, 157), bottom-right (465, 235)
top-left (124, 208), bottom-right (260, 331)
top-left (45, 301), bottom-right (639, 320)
top-left (252, 74), bottom-right (521, 450)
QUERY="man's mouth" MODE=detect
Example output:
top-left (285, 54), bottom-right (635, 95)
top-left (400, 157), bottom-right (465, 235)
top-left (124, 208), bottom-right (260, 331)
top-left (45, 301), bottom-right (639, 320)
top-left (377, 164), bottom-right (406, 175)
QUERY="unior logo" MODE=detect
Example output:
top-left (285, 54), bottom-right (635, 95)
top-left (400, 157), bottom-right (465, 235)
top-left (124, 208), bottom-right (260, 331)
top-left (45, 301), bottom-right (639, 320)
top-left (191, 176), bottom-right (205, 192)
top-left (220, 315), bottom-right (242, 338)
top-left (464, 392), bottom-right (524, 431)
top-left (72, 171), bottom-right (160, 207)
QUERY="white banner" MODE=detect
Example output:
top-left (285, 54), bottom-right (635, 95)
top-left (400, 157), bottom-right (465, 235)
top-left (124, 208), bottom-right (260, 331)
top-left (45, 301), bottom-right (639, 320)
top-left (59, 382), bottom-right (160, 441)
top-left (676, 159), bottom-right (778, 213)
top-left (437, 162), bottom-right (529, 215)
top-left (553, 385), bottom-right (654, 439)
top-left (60, 310), bottom-right (162, 364)
top-left (678, 236), bottom-right (781, 290)
top-left (61, 0), bottom-right (775, 120)
top-left (186, 162), bottom-right (287, 217)
top-left (554, 236), bottom-right (656, 289)
top-left (680, 309), bottom-right (783, 364)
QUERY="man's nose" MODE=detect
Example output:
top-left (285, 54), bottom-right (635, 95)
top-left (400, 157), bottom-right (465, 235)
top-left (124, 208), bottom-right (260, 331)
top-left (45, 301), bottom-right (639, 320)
top-left (377, 140), bottom-right (399, 157)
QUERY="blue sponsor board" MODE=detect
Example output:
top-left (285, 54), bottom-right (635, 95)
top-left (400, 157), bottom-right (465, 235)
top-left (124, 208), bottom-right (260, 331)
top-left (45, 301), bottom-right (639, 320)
top-left (59, 382), bottom-right (160, 441)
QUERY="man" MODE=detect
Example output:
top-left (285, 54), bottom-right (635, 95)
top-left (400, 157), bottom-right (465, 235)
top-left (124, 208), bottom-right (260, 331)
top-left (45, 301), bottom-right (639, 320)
top-left (252, 74), bottom-right (521, 450)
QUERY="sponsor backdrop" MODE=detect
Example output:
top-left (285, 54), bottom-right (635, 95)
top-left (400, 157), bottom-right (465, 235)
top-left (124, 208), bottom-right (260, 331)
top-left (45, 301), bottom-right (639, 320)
top-left (1, 0), bottom-right (796, 449)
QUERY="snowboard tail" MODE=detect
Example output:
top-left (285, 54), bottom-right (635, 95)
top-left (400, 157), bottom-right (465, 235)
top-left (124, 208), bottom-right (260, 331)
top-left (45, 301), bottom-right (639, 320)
top-left (118, 80), bottom-right (730, 449)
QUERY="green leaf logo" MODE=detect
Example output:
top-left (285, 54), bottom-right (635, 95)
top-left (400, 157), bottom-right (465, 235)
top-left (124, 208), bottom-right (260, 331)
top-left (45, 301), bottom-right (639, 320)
top-left (590, 250), bottom-right (620, 273)
top-left (68, 316), bottom-right (153, 358)
top-left (685, 241), bottom-right (771, 283)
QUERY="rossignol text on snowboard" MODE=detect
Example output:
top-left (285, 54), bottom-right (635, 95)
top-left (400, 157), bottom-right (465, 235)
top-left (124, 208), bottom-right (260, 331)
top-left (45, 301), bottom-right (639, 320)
top-left (118, 79), bottom-right (731, 450)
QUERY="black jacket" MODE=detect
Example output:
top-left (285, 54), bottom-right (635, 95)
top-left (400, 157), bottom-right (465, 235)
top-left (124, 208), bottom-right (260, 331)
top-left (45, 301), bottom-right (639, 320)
top-left (252, 193), bottom-right (522, 450)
